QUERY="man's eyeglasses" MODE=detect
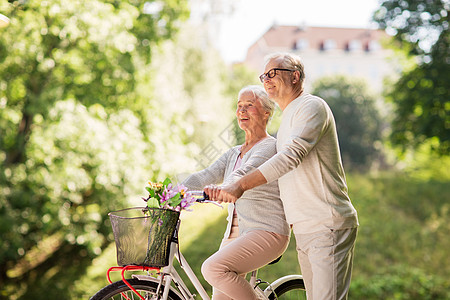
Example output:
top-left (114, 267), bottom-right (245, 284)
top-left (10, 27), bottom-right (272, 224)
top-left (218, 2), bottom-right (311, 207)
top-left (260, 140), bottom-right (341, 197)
top-left (259, 68), bottom-right (296, 83)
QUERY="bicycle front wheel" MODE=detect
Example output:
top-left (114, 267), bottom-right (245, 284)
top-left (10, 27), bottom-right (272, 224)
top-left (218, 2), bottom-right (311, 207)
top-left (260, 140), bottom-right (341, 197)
top-left (267, 278), bottom-right (306, 300)
top-left (90, 278), bottom-right (182, 300)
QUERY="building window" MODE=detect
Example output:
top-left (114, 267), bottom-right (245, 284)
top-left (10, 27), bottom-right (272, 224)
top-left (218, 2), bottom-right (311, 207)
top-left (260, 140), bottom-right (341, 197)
top-left (366, 40), bottom-right (381, 52)
top-left (346, 40), bottom-right (361, 51)
top-left (321, 39), bottom-right (336, 51)
top-left (294, 39), bottom-right (309, 50)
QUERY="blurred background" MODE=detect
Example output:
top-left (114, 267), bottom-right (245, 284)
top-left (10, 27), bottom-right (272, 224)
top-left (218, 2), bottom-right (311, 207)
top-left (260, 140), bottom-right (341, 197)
top-left (0, 0), bottom-right (449, 298)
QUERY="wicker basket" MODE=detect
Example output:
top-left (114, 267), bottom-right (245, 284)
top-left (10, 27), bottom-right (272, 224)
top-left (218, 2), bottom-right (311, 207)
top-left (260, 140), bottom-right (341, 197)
top-left (109, 207), bottom-right (180, 267)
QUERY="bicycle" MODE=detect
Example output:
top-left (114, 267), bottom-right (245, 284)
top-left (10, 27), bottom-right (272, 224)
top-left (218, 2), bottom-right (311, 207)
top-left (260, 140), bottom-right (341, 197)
top-left (90, 192), bottom-right (306, 300)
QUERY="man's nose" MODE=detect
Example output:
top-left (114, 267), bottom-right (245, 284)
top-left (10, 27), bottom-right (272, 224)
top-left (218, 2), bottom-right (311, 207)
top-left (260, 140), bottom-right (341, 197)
top-left (262, 75), bottom-right (271, 82)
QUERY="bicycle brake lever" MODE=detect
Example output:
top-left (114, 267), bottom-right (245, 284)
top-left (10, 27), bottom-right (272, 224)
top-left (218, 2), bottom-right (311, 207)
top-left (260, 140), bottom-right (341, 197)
top-left (188, 191), bottom-right (222, 208)
top-left (201, 200), bottom-right (223, 208)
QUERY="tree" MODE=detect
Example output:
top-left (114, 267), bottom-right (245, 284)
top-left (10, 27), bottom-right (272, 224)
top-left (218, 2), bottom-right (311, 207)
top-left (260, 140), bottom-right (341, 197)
top-left (143, 24), bottom-right (235, 174)
top-left (373, 0), bottom-right (450, 155)
top-left (0, 0), bottom-right (190, 298)
top-left (0, 0), bottom-right (189, 165)
top-left (312, 76), bottom-right (384, 171)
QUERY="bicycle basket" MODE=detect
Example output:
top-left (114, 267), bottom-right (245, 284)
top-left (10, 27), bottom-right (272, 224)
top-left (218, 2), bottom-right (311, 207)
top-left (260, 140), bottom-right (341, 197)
top-left (109, 207), bottom-right (180, 268)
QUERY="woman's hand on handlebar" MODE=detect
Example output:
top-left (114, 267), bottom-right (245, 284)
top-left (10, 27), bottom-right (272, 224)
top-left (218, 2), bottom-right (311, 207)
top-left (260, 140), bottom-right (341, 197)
top-left (204, 182), bottom-right (244, 203)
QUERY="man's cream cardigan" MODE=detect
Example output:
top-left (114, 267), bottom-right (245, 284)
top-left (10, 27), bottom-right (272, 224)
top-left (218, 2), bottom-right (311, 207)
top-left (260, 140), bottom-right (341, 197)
top-left (259, 94), bottom-right (359, 234)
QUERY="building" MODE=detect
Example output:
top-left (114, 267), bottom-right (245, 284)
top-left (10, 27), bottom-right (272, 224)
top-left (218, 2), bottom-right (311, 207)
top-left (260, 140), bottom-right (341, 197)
top-left (243, 25), bottom-right (393, 92)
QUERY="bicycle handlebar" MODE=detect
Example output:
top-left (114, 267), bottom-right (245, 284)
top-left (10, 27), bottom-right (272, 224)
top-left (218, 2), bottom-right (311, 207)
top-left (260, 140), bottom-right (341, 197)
top-left (187, 190), bottom-right (209, 202)
top-left (188, 190), bottom-right (223, 208)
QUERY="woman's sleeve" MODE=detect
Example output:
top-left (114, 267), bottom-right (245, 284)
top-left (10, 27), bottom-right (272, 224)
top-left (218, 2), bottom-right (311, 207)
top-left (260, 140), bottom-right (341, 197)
top-left (182, 148), bottom-right (233, 190)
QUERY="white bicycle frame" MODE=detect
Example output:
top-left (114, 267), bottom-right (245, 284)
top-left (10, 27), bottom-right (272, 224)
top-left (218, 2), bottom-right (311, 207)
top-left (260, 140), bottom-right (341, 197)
top-left (131, 227), bottom-right (303, 300)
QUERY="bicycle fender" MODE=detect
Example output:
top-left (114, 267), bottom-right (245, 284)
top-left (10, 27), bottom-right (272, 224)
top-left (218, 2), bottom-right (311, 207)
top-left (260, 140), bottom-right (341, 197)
top-left (263, 274), bottom-right (304, 295)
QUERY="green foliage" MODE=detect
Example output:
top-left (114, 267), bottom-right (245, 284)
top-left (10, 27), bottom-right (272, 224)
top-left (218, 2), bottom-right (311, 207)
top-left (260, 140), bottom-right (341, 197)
top-left (348, 173), bottom-right (450, 281)
top-left (0, 0), bottom-right (195, 298)
top-left (384, 56), bottom-right (449, 155)
top-left (148, 24), bottom-right (235, 155)
top-left (373, 0), bottom-right (448, 58)
top-left (373, 0), bottom-right (450, 155)
top-left (223, 64), bottom-right (260, 100)
top-left (0, 100), bottom-right (154, 298)
top-left (312, 75), bottom-right (384, 171)
top-left (393, 139), bottom-right (450, 180)
top-left (351, 265), bottom-right (450, 299)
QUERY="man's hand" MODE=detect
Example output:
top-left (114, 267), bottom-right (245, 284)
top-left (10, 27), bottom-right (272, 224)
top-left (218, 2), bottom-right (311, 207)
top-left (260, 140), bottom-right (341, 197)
top-left (204, 182), bottom-right (244, 203)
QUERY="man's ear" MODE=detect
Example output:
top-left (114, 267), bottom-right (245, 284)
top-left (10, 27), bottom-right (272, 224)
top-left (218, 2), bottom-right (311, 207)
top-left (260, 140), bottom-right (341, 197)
top-left (292, 70), bottom-right (300, 84)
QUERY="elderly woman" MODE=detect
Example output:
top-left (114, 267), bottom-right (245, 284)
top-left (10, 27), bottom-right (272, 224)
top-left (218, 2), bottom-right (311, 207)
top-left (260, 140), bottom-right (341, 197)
top-left (182, 85), bottom-right (290, 300)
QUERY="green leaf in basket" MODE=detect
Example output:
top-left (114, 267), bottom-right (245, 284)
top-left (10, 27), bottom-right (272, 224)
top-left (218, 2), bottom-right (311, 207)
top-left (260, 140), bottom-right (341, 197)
top-left (162, 177), bottom-right (172, 186)
top-left (169, 192), bottom-right (182, 207)
top-left (147, 197), bottom-right (160, 208)
top-left (149, 188), bottom-right (157, 199)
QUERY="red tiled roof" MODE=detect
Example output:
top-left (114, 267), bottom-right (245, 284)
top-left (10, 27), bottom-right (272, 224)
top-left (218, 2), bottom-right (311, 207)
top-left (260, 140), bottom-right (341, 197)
top-left (255, 25), bottom-right (387, 51)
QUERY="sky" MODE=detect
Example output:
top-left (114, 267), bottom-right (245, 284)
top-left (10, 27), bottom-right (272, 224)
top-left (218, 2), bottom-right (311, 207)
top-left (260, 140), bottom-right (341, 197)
top-left (210, 0), bottom-right (381, 63)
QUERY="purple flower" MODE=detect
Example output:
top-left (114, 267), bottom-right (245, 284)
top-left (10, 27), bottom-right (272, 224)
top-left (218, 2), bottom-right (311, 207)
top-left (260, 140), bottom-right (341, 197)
top-left (176, 184), bottom-right (188, 195)
top-left (180, 193), bottom-right (196, 211)
top-left (159, 184), bottom-right (177, 204)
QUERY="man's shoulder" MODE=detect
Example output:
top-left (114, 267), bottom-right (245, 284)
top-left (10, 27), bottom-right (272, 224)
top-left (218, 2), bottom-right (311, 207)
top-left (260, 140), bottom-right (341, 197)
top-left (298, 93), bottom-right (327, 105)
top-left (294, 93), bottom-right (331, 113)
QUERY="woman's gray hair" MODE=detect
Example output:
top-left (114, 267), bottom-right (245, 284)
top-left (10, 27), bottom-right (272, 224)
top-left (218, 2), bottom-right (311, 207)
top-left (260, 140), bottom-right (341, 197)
top-left (264, 52), bottom-right (306, 88)
top-left (238, 85), bottom-right (275, 124)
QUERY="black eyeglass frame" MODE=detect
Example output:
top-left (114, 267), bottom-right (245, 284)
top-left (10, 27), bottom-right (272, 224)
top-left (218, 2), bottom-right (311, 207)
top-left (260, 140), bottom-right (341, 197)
top-left (259, 68), bottom-right (296, 83)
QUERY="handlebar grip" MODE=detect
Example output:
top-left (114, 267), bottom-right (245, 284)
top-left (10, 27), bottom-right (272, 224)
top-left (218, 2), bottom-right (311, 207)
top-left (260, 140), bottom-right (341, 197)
top-left (188, 190), bottom-right (209, 201)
